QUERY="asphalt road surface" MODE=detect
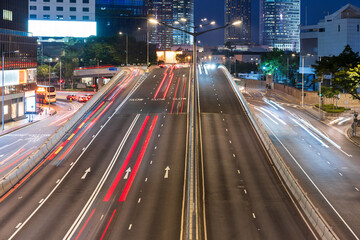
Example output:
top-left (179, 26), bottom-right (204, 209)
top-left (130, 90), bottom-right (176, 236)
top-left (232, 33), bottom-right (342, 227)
top-left (0, 96), bottom-right (82, 178)
top-left (198, 66), bottom-right (315, 240)
top-left (244, 87), bottom-right (360, 240)
top-left (0, 67), bottom-right (189, 240)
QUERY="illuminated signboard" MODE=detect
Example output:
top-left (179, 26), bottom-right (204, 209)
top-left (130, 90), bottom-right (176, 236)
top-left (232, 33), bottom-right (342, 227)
top-left (28, 20), bottom-right (97, 38)
top-left (0, 68), bottom-right (37, 87)
top-left (25, 90), bottom-right (36, 113)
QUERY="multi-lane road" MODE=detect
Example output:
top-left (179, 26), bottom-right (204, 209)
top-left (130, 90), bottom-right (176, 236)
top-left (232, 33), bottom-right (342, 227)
top-left (244, 87), bottom-right (360, 240)
top-left (0, 66), bottom-right (322, 239)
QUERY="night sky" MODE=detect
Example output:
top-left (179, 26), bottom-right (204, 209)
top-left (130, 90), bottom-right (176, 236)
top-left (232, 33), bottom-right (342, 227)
top-left (194, 0), bottom-right (360, 46)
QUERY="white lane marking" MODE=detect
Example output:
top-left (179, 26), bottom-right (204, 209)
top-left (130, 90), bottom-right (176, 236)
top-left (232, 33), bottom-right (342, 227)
top-left (237, 170), bottom-right (240, 174)
top-left (233, 154), bottom-right (236, 158)
top-left (0, 154), bottom-right (3, 158)
top-left (0, 139), bottom-right (23, 151)
top-left (244, 189), bottom-right (247, 194)
top-left (327, 161), bottom-right (330, 165)
top-left (263, 98), bottom-right (278, 110)
top-left (339, 172), bottom-right (343, 177)
top-left (330, 117), bottom-right (344, 125)
top-left (291, 118), bottom-right (329, 148)
top-left (164, 166), bottom-right (170, 179)
top-left (229, 140), bottom-right (232, 144)
top-left (254, 107), bottom-right (279, 125)
top-left (100, 215), bottom-right (104, 221)
top-left (39, 199), bottom-right (44, 204)
top-left (128, 224), bottom-right (132, 230)
top-left (259, 107), bottom-right (287, 125)
top-left (355, 187), bottom-right (359, 192)
top-left (138, 198), bottom-right (141, 203)
top-left (123, 167), bottom-right (131, 179)
top-left (270, 100), bottom-right (285, 110)
top-left (317, 153), bottom-right (321, 156)
top-left (252, 213), bottom-right (256, 219)
top-left (81, 167), bottom-right (91, 179)
top-left (155, 146), bottom-right (157, 149)
top-left (70, 162), bottom-right (74, 166)
top-left (58, 115), bottom-right (141, 240)
top-left (15, 223), bottom-right (22, 229)
top-left (262, 121), bottom-right (359, 240)
top-left (158, 134), bottom-right (160, 137)
top-left (145, 178), bottom-right (148, 182)
top-left (338, 117), bottom-right (352, 125)
top-left (225, 129), bottom-right (228, 132)
top-left (56, 179), bottom-right (60, 184)
top-left (150, 161), bottom-right (153, 165)
top-left (297, 118), bottom-right (352, 157)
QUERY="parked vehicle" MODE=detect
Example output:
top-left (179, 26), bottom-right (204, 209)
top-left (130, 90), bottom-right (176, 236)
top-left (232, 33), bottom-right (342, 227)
top-left (78, 96), bottom-right (88, 103)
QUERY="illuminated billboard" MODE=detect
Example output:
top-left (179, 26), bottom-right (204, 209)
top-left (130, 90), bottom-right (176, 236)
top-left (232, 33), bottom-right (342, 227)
top-left (25, 90), bottom-right (37, 114)
top-left (28, 20), bottom-right (96, 38)
top-left (0, 68), bottom-right (37, 87)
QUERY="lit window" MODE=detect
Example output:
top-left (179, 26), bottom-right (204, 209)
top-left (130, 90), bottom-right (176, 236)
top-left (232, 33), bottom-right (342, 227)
top-left (56, 15), bottom-right (63, 20)
top-left (70, 15), bottom-right (76, 20)
top-left (3, 10), bottom-right (13, 21)
top-left (30, 14), bottom-right (37, 19)
top-left (43, 14), bottom-right (50, 19)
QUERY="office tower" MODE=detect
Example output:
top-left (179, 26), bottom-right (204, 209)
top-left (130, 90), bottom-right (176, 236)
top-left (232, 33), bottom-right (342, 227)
top-left (148, 0), bottom-right (194, 50)
top-left (225, 0), bottom-right (251, 45)
top-left (1, 0), bottom-right (38, 123)
top-left (260, 0), bottom-right (300, 52)
top-left (28, 0), bottom-right (96, 38)
top-left (96, 0), bottom-right (148, 38)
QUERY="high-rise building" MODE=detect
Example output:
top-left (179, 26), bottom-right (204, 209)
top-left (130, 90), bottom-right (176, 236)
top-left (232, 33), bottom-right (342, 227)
top-left (96, 0), bottom-right (147, 38)
top-left (1, 0), bottom-right (38, 123)
top-left (260, 0), bottom-right (300, 52)
top-left (148, 0), bottom-right (194, 50)
top-left (225, 0), bottom-right (251, 45)
top-left (28, 0), bottom-right (96, 38)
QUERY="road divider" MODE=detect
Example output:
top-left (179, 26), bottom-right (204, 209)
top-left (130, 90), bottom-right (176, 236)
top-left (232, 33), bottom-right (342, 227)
top-left (219, 65), bottom-right (339, 240)
top-left (0, 68), bottom-right (138, 198)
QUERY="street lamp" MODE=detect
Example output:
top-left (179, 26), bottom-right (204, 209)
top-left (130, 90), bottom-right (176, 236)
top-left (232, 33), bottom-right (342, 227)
top-left (2, 50), bottom-right (19, 131)
top-left (119, 32), bottom-right (129, 65)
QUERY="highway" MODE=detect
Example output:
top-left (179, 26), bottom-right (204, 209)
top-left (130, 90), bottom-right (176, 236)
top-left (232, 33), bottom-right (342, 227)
top-left (198, 66), bottom-right (315, 239)
top-left (244, 87), bottom-right (360, 240)
top-left (0, 96), bottom-right (82, 178)
top-left (0, 66), bottom-right (189, 240)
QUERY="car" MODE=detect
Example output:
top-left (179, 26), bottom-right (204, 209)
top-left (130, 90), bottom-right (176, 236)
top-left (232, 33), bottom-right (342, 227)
top-left (78, 96), bottom-right (88, 103)
top-left (67, 94), bottom-right (77, 101)
top-left (85, 94), bottom-right (93, 100)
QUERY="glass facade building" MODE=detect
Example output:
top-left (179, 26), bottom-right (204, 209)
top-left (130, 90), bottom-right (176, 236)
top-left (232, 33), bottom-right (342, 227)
top-left (96, 0), bottom-right (147, 38)
top-left (225, 0), bottom-right (251, 45)
top-left (148, 0), bottom-right (194, 50)
top-left (1, 0), bottom-right (38, 123)
top-left (260, 0), bottom-right (300, 52)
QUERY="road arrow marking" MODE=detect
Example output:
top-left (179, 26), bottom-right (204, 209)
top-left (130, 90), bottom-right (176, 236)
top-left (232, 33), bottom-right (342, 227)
top-left (164, 166), bottom-right (170, 179)
top-left (81, 167), bottom-right (91, 179)
top-left (124, 167), bottom-right (131, 179)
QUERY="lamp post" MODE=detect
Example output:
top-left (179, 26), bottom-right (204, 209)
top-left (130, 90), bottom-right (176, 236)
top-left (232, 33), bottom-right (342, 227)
top-left (2, 50), bottom-right (19, 131)
top-left (301, 56), bottom-right (304, 107)
top-left (137, 27), bottom-right (150, 67)
top-left (148, 18), bottom-right (241, 239)
top-left (119, 32), bottom-right (129, 65)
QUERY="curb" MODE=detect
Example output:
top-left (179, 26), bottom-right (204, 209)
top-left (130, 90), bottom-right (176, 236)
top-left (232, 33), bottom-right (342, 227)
top-left (345, 127), bottom-right (360, 147)
top-left (0, 120), bottom-right (40, 137)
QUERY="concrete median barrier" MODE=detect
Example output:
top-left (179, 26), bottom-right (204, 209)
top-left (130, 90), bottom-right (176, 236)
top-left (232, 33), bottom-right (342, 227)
top-left (219, 65), bottom-right (339, 240)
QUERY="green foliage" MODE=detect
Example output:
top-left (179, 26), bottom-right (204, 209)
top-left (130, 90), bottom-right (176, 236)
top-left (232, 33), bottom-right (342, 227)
top-left (175, 53), bottom-right (190, 63)
top-left (315, 104), bottom-right (347, 113)
top-left (313, 45), bottom-right (360, 101)
top-left (260, 49), bottom-right (299, 83)
top-left (37, 64), bottom-right (52, 81)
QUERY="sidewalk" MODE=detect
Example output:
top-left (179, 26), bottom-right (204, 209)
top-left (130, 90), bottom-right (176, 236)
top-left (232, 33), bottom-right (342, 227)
top-left (0, 108), bottom-right (56, 137)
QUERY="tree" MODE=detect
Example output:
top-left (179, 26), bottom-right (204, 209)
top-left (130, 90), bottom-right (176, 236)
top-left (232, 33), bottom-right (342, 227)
top-left (176, 53), bottom-right (190, 63)
top-left (337, 64), bottom-right (360, 101)
top-left (37, 64), bottom-right (51, 81)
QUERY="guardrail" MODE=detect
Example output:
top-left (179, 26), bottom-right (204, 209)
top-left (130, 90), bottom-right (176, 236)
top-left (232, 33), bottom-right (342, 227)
top-left (0, 68), bottom-right (132, 197)
top-left (219, 66), bottom-right (339, 240)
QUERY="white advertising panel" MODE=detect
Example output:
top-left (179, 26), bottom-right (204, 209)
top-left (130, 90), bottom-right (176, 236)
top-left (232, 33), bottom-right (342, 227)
top-left (25, 90), bottom-right (36, 113)
top-left (0, 70), bottom-right (20, 87)
top-left (28, 20), bottom-right (97, 38)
